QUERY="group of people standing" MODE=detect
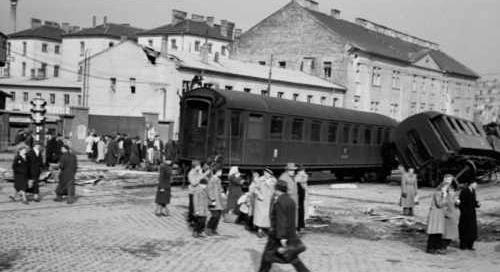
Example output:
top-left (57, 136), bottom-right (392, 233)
top-left (180, 160), bottom-right (310, 272)
top-left (426, 174), bottom-right (480, 254)
top-left (85, 132), bottom-right (177, 170)
top-left (11, 133), bottom-right (78, 205)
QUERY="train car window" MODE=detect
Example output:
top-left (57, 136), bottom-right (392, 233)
top-left (376, 127), bottom-right (383, 145)
top-left (364, 127), bottom-right (372, 144)
top-left (464, 122), bottom-right (477, 136)
top-left (247, 114), bottom-right (264, 139)
top-left (471, 122), bottom-right (481, 135)
top-left (352, 125), bottom-right (359, 144)
top-left (327, 122), bottom-right (338, 143)
top-left (407, 129), bottom-right (431, 164)
top-left (216, 110), bottom-right (225, 136)
top-left (291, 118), bottom-right (304, 141)
top-left (195, 109), bottom-right (208, 128)
top-left (230, 111), bottom-right (241, 137)
top-left (446, 117), bottom-right (458, 133)
top-left (342, 124), bottom-right (351, 144)
top-left (270, 116), bottom-right (284, 139)
top-left (384, 128), bottom-right (391, 143)
top-left (455, 119), bottom-right (467, 134)
top-left (311, 121), bottom-right (321, 142)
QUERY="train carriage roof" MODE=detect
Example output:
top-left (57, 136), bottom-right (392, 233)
top-left (185, 88), bottom-right (398, 127)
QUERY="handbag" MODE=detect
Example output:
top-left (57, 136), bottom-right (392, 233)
top-left (279, 238), bottom-right (307, 262)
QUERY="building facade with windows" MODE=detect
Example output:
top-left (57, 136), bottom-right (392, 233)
top-left (61, 19), bottom-right (142, 80)
top-left (0, 32), bottom-right (7, 67)
top-left (1, 25), bottom-right (64, 79)
top-left (137, 10), bottom-right (237, 59)
top-left (0, 77), bottom-right (82, 114)
top-left (474, 79), bottom-right (500, 124)
top-left (81, 41), bottom-right (344, 139)
top-left (234, 0), bottom-right (479, 121)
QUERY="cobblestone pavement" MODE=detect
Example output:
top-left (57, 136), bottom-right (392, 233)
top-left (1, 173), bottom-right (500, 271)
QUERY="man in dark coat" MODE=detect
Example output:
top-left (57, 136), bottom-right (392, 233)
top-left (45, 133), bottom-right (59, 165)
top-left (105, 136), bottom-right (119, 167)
top-left (155, 159), bottom-right (173, 216)
top-left (459, 180), bottom-right (480, 250)
top-left (11, 145), bottom-right (30, 204)
top-left (123, 134), bottom-right (133, 165)
top-left (259, 180), bottom-right (310, 272)
top-left (54, 145), bottom-right (78, 204)
top-left (27, 142), bottom-right (44, 202)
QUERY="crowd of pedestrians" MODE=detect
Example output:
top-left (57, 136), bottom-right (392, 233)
top-left (11, 131), bottom-right (77, 205)
top-left (85, 131), bottom-right (177, 170)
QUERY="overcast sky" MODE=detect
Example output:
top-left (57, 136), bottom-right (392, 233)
top-left (1, 0), bottom-right (499, 77)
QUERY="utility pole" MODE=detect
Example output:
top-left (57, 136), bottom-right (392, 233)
top-left (266, 54), bottom-right (273, 94)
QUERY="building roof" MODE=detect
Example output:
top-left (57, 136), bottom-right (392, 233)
top-left (138, 20), bottom-right (232, 41)
top-left (170, 51), bottom-right (345, 91)
top-left (305, 8), bottom-right (479, 79)
top-left (63, 23), bottom-right (143, 40)
top-left (186, 87), bottom-right (396, 127)
top-left (8, 25), bottom-right (65, 42)
top-left (0, 77), bottom-right (81, 90)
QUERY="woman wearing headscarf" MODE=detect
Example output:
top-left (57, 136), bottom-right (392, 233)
top-left (226, 166), bottom-right (244, 215)
top-left (11, 145), bottom-right (29, 204)
top-left (426, 175), bottom-right (452, 254)
top-left (442, 176), bottom-right (460, 250)
top-left (253, 168), bottom-right (276, 238)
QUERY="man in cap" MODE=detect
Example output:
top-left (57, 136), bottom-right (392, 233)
top-left (279, 163), bottom-right (299, 226)
top-left (259, 180), bottom-right (310, 272)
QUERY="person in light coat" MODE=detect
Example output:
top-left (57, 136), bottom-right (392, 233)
top-left (207, 168), bottom-right (225, 235)
top-left (426, 175), bottom-right (452, 254)
top-left (442, 179), bottom-right (460, 250)
top-left (279, 163), bottom-right (299, 226)
top-left (253, 168), bottom-right (276, 238)
top-left (400, 166), bottom-right (418, 216)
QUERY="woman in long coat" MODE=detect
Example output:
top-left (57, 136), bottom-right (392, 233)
top-left (458, 180), bottom-right (480, 250)
top-left (97, 137), bottom-right (106, 163)
top-left (426, 175), bottom-right (451, 254)
top-left (155, 160), bottom-right (172, 216)
top-left (11, 145), bottom-right (29, 204)
top-left (105, 137), bottom-right (118, 167)
top-left (55, 145), bottom-right (78, 204)
top-left (443, 181), bottom-right (460, 249)
top-left (401, 167), bottom-right (418, 216)
top-left (253, 168), bottom-right (276, 237)
top-left (226, 166), bottom-right (244, 214)
top-left (128, 137), bottom-right (142, 169)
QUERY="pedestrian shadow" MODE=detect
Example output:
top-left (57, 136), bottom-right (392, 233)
top-left (245, 248), bottom-right (288, 272)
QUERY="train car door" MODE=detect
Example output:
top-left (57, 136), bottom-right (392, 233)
top-left (228, 110), bottom-right (243, 164)
top-left (244, 113), bottom-right (265, 165)
top-left (182, 99), bottom-right (211, 160)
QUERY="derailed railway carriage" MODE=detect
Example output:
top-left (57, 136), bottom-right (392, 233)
top-left (393, 112), bottom-right (500, 186)
top-left (179, 87), bottom-right (397, 179)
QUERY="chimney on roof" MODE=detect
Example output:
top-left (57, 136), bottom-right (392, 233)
top-left (44, 21), bottom-right (60, 28)
top-left (206, 16), bottom-right (215, 27)
top-left (220, 20), bottom-right (228, 37)
top-left (330, 9), bottom-right (341, 19)
top-left (92, 15), bottom-right (97, 27)
top-left (31, 18), bottom-right (42, 29)
top-left (103, 16), bottom-right (108, 27)
top-left (226, 21), bottom-right (235, 40)
top-left (294, 0), bottom-right (319, 11)
top-left (234, 28), bottom-right (242, 39)
top-left (172, 9), bottom-right (187, 25)
top-left (191, 14), bottom-right (204, 22)
top-left (61, 22), bottom-right (70, 33)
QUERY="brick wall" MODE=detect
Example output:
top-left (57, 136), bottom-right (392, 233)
top-left (234, 2), bottom-right (349, 87)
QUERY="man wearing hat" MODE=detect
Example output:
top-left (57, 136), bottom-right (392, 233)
top-left (259, 180), bottom-right (310, 272)
top-left (279, 163), bottom-right (299, 226)
top-left (54, 145), bottom-right (78, 204)
top-left (27, 142), bottom-right (44, 202)
top-left (458, 179), bottom-right (480, 250)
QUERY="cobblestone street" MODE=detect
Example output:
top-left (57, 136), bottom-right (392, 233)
top-left (1, 164), bottom-right (499, 272)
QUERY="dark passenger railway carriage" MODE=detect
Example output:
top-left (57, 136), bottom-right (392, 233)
top-left (179, 87), bottom-right (397, 179)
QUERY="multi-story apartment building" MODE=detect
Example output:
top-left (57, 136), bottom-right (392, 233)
top-left (1, 22), bottom-right (64, 79)
top-left (475, 79), bottom-right (500, 124)
top-left (234, 0), bottom-right (480, 121)
top-left (61, 17), bottom-right (142, 79)
top-left (137, 10), bottom-right (240, 59)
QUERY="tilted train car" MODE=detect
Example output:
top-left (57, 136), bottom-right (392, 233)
top-left (179, 87), bottom-right (398, 179)
top-left (393, 111), bottom-right (500, 186)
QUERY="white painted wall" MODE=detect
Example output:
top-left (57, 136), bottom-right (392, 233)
top-left (2, 38), bottom-right (62, 78)
top-left (3, 85), bottom-right (81, 114)
top-left (138, 34), bottom-right (230, 58)
top-left (61, 37), bottom-right (121, 80)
